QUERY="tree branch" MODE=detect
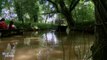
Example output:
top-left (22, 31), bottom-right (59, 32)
top-left (59, 0), bottom-right (66, 9)
top-left (41, 11), bottom-right (60, 15)
top-left (69, 0), bottom-right (80, 12)
top-left (47, 0), bottom-right (59, 12)
top-left (59, 0), bottom-right (69, 14)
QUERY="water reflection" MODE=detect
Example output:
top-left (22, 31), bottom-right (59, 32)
top-left (2, 41), bottom-right (17, 60)
top-left (42, 32), bottom-right (58, 45)
top-left (36, 32), bottom-right (60, 60)
top-left (24, 38), bottom-right (31, 46)
top-left (0, 31), bottom-right (95, 60)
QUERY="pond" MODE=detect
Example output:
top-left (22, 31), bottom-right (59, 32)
top-left (0, 31), bottom-right (95, 60)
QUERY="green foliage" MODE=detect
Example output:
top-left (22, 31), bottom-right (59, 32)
top-left (36, 23), bottom-right (57, 30)
top-left (13, 0), bottom-right (39, 22)
top-left (5, 20), bottom-right (57, 30)
top-left (73, 1), bottom-right (95, 22)
top-left (1, 0), bottom-right (95, 31)
top-left (14, 1), bottom-right (24, 22)
top-left (0, 0), bottom-right (3, 14)
top-left (75, 20), bottom-right (95, 29)
top-left (5, 20), bottom-right (10, 24)
top-left (5, 20), bottom-right (29, 29)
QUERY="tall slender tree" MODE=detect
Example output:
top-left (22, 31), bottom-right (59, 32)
top-left (14, 0), bottom-right (24, 23)
top-left (0, 0), bottom-right (3, 15)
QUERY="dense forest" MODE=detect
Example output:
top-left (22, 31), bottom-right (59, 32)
top-left (0, 0), bottom-right (95, 30)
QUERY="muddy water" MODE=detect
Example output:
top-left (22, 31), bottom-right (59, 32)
top-left (0, 31), bottom-right (95, 60)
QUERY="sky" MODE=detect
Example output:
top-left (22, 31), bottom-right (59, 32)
top-left (1, 7), bottom-right (17, 20)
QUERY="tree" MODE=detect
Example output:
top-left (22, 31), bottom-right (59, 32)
top-left (14, 0), bottom-right (24, 23)
top-left (44, 0), bottom-right (80, 30)
top-left (72, 1), bottom-right (95, 23)
top-left (21, 0), bottom-right (39, 22)
top-left (14, 0), bottom-right (39, 23)
top-left (91, 0), bottom-right (107, 60)
top-left (0, 0), bottom-right (3, 15)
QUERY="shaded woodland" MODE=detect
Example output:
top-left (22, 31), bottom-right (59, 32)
top-left (0, 0), bottom-right (107, 60)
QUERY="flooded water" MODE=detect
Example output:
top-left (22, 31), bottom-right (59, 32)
top-left (0, 31), bottom-right (95, 60)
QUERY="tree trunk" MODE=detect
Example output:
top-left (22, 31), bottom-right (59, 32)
top-left (33, 14), bottom-right (38, 22)
top-left (64, 13), bottom-right (75, 29)
top-left (57, 0), bottom-right (76, 31)
top-left (91, 0), bottom-right (107, 60)
top-left (14, 2), bottom-right (24, 24)
top-left (61, 9), bottom-right (75, 31)
top-left (47, 0), bottom-right (79, 32)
